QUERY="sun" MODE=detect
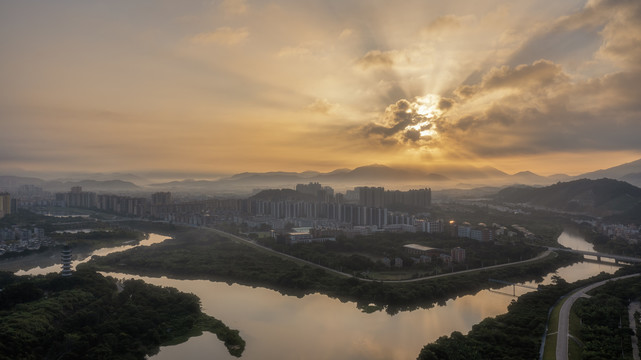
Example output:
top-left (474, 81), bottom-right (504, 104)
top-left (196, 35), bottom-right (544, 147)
top-left (406, 94), bottom-right (442, 138)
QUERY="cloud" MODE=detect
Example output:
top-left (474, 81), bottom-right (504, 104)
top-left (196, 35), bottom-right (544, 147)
top-left (594, 0), bottom-right (641, 69)
top-left (356, 50), bottom-right (395, 69)
top-left (307, 98), bottom-right (337, 114)
top-left (438, 98), bottom-right (455, 110)
top-left (454, 59), bottom-right (568, 98)
top-left (338, 28), bottom-right (355, 40)
top-left (361, 97), bottom-right (445, 148)
top-left (278, 46), bottom-right (312, 58)
top-left (191, 27), bottom-right (249, 45)
top-left (220, 0), bottom-right (247, 15)
top-left (422, 15), bottom-right (473, 34)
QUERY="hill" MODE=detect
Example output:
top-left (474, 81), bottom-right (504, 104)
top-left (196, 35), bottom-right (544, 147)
top-left (494, 178), bottom-right (641, 217)
top-left (577, 158), bottom-right (641, 181)
top-left (250, 188), bottom-right (316, 202)
top-left (0, 176), bottom-right (140, 193)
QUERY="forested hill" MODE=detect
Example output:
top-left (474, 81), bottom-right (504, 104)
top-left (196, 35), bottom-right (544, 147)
top-left (0, 269), bottom-right (245, 359)
top-left (494, 178), bottom-right (641, 218)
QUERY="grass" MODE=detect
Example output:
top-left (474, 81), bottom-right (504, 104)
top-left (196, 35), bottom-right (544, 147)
top-left (568, 307), bottom-right (584, 360)
top-left (543, 298), bottom-right (563, 360)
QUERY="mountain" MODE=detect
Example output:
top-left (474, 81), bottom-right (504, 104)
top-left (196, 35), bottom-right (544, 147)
top-left (620, 172), bottom-right (641, 188)
top-left (0, 176), bottom-right (47, 190)
top-left (250, 189), bottom-right (316, 202)
top-left (546, 173), bottom-right (573, 182)
top-left (509, 171), bottom-right (549, 183)
top-left (0, 176), bottom-right (140, 193)
top-left (46, 180), bottom-right (141, 192)
top-left (316, 164), bottom-right (450, 184)
top-left (577, 158), bottom-right (641, 181)
top-left (494, 178), bottom-right (641, 217)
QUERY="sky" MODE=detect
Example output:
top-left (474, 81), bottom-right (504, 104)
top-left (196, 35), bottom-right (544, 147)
top-left (1, 0), bottom-right (641, 178)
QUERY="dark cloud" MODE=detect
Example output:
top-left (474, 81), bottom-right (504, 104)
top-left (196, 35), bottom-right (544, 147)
top-left (454, 59), bottom-right (567, 98)
top-left (403, 129), bottom-right (421, 142)
top-left (438, 97), bottom-right (454, 110)
top-left (361, 98), bottom-right (443, 147)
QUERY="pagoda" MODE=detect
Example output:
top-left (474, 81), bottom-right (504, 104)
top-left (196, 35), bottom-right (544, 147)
top-left (61, 245), bottom-right (73, 277)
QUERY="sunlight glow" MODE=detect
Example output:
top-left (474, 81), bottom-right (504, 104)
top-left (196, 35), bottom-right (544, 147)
top-left (406, 94), bottom-right (442, 138)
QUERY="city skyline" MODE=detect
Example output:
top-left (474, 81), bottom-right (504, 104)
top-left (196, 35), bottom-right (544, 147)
top-left (2, 0), bottom-right (641, 177)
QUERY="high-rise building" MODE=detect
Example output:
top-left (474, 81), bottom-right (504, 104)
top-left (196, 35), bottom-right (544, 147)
top-left (357, 186), bottom-right (385, 208)
top-left (55, 187), bottom-right (97, 208)
top-left (451, 247), bottom-right (466, 263)
top-left (151, 192), bottom-right (172, 205)
top-left (0, 192), bottom-right (11, 218)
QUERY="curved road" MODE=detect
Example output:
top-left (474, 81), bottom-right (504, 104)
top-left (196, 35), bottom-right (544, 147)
top-left (207, 227), bottom-right (553, 284)
top-left (555, 273), bottom-right (640, 360)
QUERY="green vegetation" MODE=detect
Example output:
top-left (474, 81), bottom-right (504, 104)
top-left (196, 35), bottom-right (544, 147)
top-left (572, 279), bottom-right (640, 359)
top-left (417, 271), bottom-right (621, 360)
top-left (0, 209), bottom-right (93, 232)
top-left (574, 222), bottom-right (641, 257)
top-left (0, 268), bottom-right (244, 360)
top-left (432, 203), bottom-right (568, 247)
top-left (418, 267), bottom-right (641, 360)
top-left (51, 228), bottom-right (146, 248)
top-left (88, 227), bottom-right (581, 314)
top-left (494, 178), bottom-right (641, 217)
top-left (258, 231), bottom-right (542, 279)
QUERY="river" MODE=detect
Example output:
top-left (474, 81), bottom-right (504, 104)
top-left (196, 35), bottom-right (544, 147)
top-left (2, 230), bottom-right (620, 360)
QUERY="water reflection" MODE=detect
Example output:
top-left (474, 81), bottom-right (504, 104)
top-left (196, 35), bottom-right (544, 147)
top-left (107, 274), bottom-right (520, 360)
top-left (9, 233), bottom-right (170, 276)
top-left (139, 230), bottom-right (620, 360)
top-left (557, 230), bottom-right (594, 252)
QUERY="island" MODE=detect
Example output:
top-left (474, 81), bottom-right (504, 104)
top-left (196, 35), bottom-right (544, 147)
top-left (88, 225), bottom-right (581, 314)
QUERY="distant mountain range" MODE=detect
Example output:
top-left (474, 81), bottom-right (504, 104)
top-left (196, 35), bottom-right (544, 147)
top-left (0, 176), bottom-right (140, 193)
top-left (2, 157), bottom-right (641, 194)
top-left (146, 158), bottom-right (641, 193)
top-left (494, 178), bottom-right (641, 219)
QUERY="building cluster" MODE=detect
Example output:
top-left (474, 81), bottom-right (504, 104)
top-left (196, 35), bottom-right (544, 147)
top-left (402, 243), bottom-right (466, 265)
top-left (354, 186), bottom-right (431, 209)
top-left (0, 226), bottom-right (53, 255)
top-left (11, 185), bottom-right (54, 209)
top-left (295, 182), bottom-right (334, 202)
top-left (598, 223), bottom-right (641, 243)
top-left (286, 229), bottom-right (337, 245)
top-left (145, 183), bottom-right (432, 230)
top-left (54, 187), bottom-right (149, 217)
top-left (455, 222), bottom-right (495, 242)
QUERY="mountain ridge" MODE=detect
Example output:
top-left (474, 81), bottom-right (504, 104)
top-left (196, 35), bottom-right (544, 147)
top-left (3, 157), bottom-right (641, 193)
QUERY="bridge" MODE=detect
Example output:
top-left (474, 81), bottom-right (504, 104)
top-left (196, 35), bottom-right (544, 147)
top-left (549, 247), bottom-right (641, 264)
top-left (488, 278), bottom-right (539, 296)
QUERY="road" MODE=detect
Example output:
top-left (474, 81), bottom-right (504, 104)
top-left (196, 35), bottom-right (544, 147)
top-left (555, 273), bottom-right (640, 360)
top-left (206, 227), bottom-right (553, 284)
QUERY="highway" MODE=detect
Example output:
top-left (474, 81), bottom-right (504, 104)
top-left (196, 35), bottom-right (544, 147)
top-left (555, 273), bottom-right (640, 360)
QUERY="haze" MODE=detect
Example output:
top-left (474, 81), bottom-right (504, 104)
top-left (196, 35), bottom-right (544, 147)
top-left (2, 0), bottom-right (641, 178)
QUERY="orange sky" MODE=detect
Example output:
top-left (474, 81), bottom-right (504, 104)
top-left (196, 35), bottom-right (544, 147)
top-left (1, 0), bottom-right (640, 177)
